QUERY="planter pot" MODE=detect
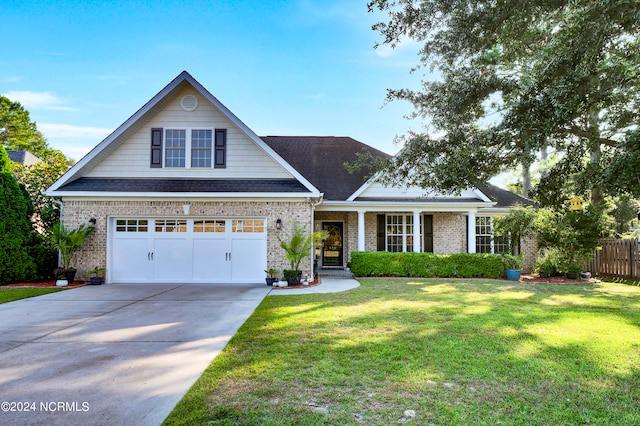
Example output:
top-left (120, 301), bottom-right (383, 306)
top-left (566, 272), bottom-right (579, 279)
top-left (56, 279), bottom-right (68, 287)
top-left (89, 277), bottom-right (104, 285)
top-left (64, 270), bottom-right (77, 284)
top-left (266, 278), bottom-right (278, 286)
top-left (278, 281), bottom-right (287, 287)
top-left (579, 272), bottom-right (591, 279)
top-left (539, 271), bottom-right (551, 278)
top-left (505, 269), bottom-right (521, 281)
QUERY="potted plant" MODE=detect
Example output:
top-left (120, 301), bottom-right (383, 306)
top-left (54, 267), bottom-right (68, 287)
top-left (502, 253), bottom-right (523, 281)
top-left (88, 266), bottom-right (106, 285)
top-left (46, 222), bottom-right (94, 283)
top-left (536, 249), bottom-right (559, 278)
top-left (278, 223), bottom-right (328, 286)
top-left (264, 268), bottom-right (279, 286)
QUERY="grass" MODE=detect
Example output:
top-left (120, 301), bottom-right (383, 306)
top-left (164, 279), bottom-right (640, 425)
top-left (0, 287), bottom-right (63, 304)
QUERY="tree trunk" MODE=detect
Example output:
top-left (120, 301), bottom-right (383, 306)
top-left (522, 160), bottom-right (531, 198)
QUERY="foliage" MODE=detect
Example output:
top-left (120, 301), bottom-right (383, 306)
top-left (12, 150), bottom-right (71, 229)
top-left (165, 278), bottom-right (640, 425)
top-left (493, 206), bottom-right (537, 254)
top-left (350, 251), bottom-right (504, 278)
top-left (365, 0), bottom-right (640, 201)
top-left (278, 222), bottom-right (327, 272)
top-left (1, 95), bottom-right (73, 229)
top-left (536, 248), bottom-right (562, 276)
top-left (501, 253), bottom-right (523, 270)
top-left (88, 266), bottom-right (105, 277)
top-left (0, 147), bottom-right (37, 284)
top-left (26, 232), bottom-right (58, 280)
top-left (0, 95), bottom-right (49, 158)
top-left (46, 222), bottom-right (95, 271)
top-left (535, 203), bottom-right (613, 272)
top-left (264, 268), bottom-right (278, 278)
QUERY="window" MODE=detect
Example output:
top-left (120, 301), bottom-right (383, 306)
top-left (116, 219), bottom-right (148, 232)
top-left (232, 219), bottom-right (264, 233)
top-left (194, 220), bottom-right (225, 233)
top-left (386, 215), bottom-right (414, 252)
top-left (191, 130), bottom-right (212, 168)
top-left (151, 128), bottom-right (226, 168)
top-left (165, 129), bottom-right (186, 167)
top-left (155, 219), bottom-right (187, 233)
top-left (475, 216), bottom-right (510, 254)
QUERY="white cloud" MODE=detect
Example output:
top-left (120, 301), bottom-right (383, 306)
top-left (2, 76), bottom-right (22, 83)
top-left (3, 90), bottom-right (77, 111)
top-left (38, 123), bottom-right (112, 139)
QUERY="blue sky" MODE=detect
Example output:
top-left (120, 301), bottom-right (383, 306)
top-left (2, 0), bottom-right (426, 161)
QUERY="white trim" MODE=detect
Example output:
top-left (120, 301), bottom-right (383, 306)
top-left (318, 200), bottom-right (494, 212)
top-left (347, 172), bottom-right (381, 201)
top-left (53, 192), bottom-right (322, 200)
top-left (46, 71), bottom-right (321, 197)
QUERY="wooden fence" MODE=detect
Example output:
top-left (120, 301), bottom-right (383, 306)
top-left (589, 239), bottom-right (640, 280)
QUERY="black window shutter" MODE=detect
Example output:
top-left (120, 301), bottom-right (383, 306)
top-left (150, 128), bottom-right (163, 168)
top-left (376, 214), bottom-right (386, 251)
top-left (214, 129), bottom-right (226, 168)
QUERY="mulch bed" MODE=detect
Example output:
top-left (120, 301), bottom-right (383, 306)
top-left (270, 275), bottom-right (321, 290)
top-left (520, 274), bottom-right (599, 285)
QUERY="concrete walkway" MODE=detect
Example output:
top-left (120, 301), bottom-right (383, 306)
top-left (0, 283), bottom-right (271, 426)
top-left (268, 276), bottom-right (360, 295)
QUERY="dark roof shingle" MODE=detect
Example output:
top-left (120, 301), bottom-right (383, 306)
top-left (262, 136), bottom-right (391, 200)
top-left (58, 178), bottom-right (309, 193)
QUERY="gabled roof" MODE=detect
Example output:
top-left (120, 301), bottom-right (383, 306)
top-left (263, 136), bottom-right (535, 208)
top-left (46, 71), bottom-right (320, 197)
top-left (261, 136), bottom-right (390, 200)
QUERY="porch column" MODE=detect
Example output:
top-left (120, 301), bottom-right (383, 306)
top-left (357, 210), bottom-right (366, 252)
top-left (413, 210), bottom-right (421, 252)
top-left (467, 210), bottom-right (476, 253)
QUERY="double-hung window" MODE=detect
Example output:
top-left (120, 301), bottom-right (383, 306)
top-left (151, 128), bottom-right (226, 169)
top-left (475, 216), bottom-right (510, 254)
top-left (386, 214), bottom-right (414, 252)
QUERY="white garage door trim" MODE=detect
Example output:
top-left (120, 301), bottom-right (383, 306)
top-left (109, 217), bottom-right (267, 284)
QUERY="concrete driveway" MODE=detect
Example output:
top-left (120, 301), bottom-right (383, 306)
top-left (0, 283), bottom-right (271, 426)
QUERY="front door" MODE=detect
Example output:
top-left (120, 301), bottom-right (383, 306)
top-left (322, 222), bottom-right (343, 267)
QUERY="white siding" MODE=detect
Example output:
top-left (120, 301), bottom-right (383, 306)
top-left (358, 182), bottom-right (479, 200)
top-left (87, 88), bottom-right (292, 179)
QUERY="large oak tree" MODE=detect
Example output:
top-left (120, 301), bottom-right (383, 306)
top-left (365, 0), bottom-right (640, 205)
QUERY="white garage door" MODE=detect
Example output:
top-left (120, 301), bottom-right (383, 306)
top-left (110, 218), bottom-right (266, 283)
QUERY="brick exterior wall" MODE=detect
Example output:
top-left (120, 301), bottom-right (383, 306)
top-left (61, 199), bottom-right (312, 281)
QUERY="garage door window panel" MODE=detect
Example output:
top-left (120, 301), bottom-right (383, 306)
top-left (194, 220), bottom-right (225, 233)
top-left (156, 219), bottom-right (187, 233)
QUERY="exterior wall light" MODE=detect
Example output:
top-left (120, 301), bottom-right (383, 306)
top-left (276, 218), bottom-right (282, 230)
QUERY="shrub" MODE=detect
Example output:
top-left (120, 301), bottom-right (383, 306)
top-left (0, 147), bottom-right (37, 284)
top-left (350, 252), bottom-right (504, 279)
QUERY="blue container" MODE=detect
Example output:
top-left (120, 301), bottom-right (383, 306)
top-left (506, 269), bottom-right (521, 281)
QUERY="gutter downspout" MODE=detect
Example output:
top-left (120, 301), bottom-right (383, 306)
top-left (51, 198), bottom-right (63, 268)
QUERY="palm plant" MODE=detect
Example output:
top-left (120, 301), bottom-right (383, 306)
top-left (47, 222), bottom-right (95, 271)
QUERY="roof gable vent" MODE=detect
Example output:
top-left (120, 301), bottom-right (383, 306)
top-left (180, 94), bottom-right (198, 112)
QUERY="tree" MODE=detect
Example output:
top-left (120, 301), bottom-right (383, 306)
top-left (365, 0), bottom-right (640, 201)
top-left (0, 146), bottom-right (36, 283)
top-left (0, 95), bottom-right (49, 158)
top-left (1, 95), bottom-right (72, 228)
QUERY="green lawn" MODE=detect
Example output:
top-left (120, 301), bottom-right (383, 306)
top-left (0, 287), bottom-right (63, 304)
top-left (164, 279), bottom-right (640, 425)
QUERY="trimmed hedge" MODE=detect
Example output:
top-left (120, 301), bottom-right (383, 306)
top-left (350, 251), bottom-right (504, 279)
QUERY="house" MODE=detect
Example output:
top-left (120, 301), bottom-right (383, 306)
top-left (46, 71), bottom-right (535, 284)
top-left (8, 150), bottom-right (41, 166)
